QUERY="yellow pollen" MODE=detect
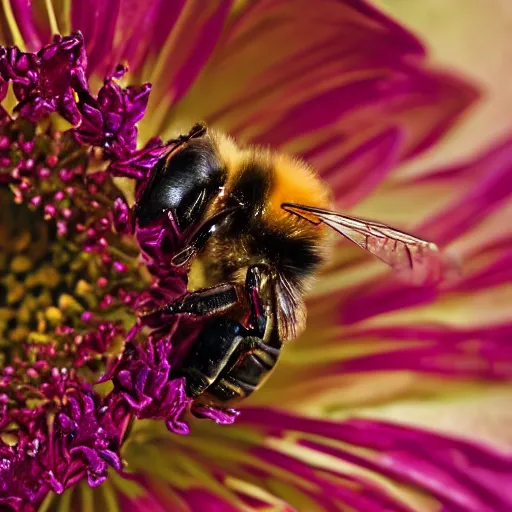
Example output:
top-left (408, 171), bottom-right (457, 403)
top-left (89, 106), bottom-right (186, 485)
top-left (10, 255), bottom-right (33, 273)
top-left (45, 306), bottom-right (64, 324)
top-left (0, 432), bottom-right (18, 447)
top-left (58, 294), bottom-right (84, 313)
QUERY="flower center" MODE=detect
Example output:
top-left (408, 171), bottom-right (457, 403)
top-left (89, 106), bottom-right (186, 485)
top-left (0, 115), bottom-right (149, 380)
top-left (0, 188), bottom-right (62, 353)
top-left (0, 33), bottom-right (214, 509)
top-left (0, 31), bottom-right (247, 510)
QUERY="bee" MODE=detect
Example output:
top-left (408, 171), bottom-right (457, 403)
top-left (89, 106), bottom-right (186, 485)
top-left (135, 123), bottom-right (443, 407)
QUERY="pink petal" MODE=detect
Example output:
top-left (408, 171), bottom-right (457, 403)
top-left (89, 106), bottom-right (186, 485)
top-left (9, 0), bottom-right (46, 50)
top-left (168, 0), bottom-right (477, 199)
top-left (319, 127), bottom-right (403, 207)
top-left (72, 0), bottom-right (121, 75)
top-left (179, 489), bottom-right (240, 511)
top-left (456, 244), bottom-right (512, 291)
top-left (118, 489), bottom-right (170, 512)
top-left (339, 278), bottom-right (440, 324)
top-left (137, 0), bottom-right (233, 106)
top-left (418, 136), bottom-right (512, 246)
top-left (238, 409), bottom-right (512, 512)
top-left (69, 0), bottom-right (231, 101)
top-left (321, 344), bottom-right (512, 380)
top-left (86, 0), bottom-right (187, 76)
top-left (118, 407), bottom-right (512, 511)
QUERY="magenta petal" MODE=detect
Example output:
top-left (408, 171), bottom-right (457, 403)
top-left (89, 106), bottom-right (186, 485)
top-left (208, 0), bottom-right (423, 126)
top-left (9, 0), bottom-right (45, 51)
top-left (230, 0), bottom-right (424, 57)
top-left (180, 489), bottom-right (241, 512)
top-left (70, 0), bottom-right (187, 78)
top-left (239, 409), bottom-right (512, 512)
top-left (248, 446), bottom-right (414, 512)
top-left (69, 0), bottom-right (232, 105)
top-left (349, 323), bottom-right (512, 346)
top-left (118, 488), bottom-right (171, 512)
top-left (251, 67), bottom-right (473, 160)
top-left (457, 246), bottom-right (512, 291)
top-left (249, 77), bottom-right (397, 145)
top-left (340, 278), bottom-right (439, 324)
top-left (417, 135), bottom-right (512, 245)
top-left (192, 0), bottom-right (477, 173)
top-left (113, 1), bottom-right (186, 73)
top-left (335, 419), bottom-right (512, 512)
top-left (70, 0), bottom-right (121, 75)
top-left (120, 406), bottom-right (512, 511)
top-left (322, 127), bottom-right (402, 206)
top-left (320, 344), bottom-right (512, 380)
top-left (162, 1), bottom-right (234, 105)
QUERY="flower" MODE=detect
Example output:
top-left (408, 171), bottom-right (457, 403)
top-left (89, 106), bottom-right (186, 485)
top-left (0, 1), bottom-right (511, 511)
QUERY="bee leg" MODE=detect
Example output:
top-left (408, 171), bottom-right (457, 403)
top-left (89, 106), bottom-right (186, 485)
top-left (179, 265), bottom-right (281, 403)
top-left (163, 283), bottom-right (240, 317)
top-left (244, 265), bottom-right (278, 346)
top-left (139, 283), bottom-right (240, 319)
top-left (191, 265), bottom-right (281, 404)
top-left (180, 318), bottom-right (249, 399)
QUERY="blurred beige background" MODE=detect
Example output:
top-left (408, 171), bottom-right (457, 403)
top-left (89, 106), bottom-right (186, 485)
top-left (373, 0), bottom-right (512, 170)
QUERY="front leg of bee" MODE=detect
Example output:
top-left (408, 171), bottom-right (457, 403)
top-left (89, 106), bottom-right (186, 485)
top-left (163, 283), bottom-right (240, 317)
top-left (138, 282), bottom-right (241, 321)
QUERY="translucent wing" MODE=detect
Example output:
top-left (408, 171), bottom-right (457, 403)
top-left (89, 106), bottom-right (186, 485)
top-left (282, 203), bottom-right (444, 285)
top-left (275, 274), bottom-right (307, 342)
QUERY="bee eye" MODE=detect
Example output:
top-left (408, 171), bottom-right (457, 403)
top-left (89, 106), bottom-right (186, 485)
top-left (135, 138), bottom-right (225, 228)
top-left (175, 187), bottom-right (208, 230)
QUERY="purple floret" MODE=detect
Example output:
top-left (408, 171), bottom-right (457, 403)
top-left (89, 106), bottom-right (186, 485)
top-left (0, 33), bottom-right (86, 124)
top-left (0, 29), bottom-right (232, 510)
top-left (107, 337), bottom-right (191, 435)
top-left (0, 368), bottom-right (121, 511)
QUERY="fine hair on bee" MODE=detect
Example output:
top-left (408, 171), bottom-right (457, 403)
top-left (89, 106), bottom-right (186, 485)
top-left (136, 122), bottom-right (333, 342)
top-left (135, 122), bottom-right (441, 406)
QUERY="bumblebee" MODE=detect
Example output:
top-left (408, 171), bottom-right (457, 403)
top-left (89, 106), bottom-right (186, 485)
top-left (135, 123), bottom-right (442, 407)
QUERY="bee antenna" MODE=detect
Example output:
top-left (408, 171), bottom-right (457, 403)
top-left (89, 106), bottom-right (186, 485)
top-left (171, 206), bottom-right (238, 267)
top-left (165, 122), bottom-right (208, 147)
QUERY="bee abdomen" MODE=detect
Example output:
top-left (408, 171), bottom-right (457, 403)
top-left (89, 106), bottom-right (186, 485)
top-left (206, 339), bottom-right (280, 403)
top-left (184, 329), bottom-right (281, 406)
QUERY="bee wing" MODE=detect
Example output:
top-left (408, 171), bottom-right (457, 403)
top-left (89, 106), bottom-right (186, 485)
top-left (282, 203), bottom-right (443, 285)
top-left (276, 274), bottom-right (307, 342)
